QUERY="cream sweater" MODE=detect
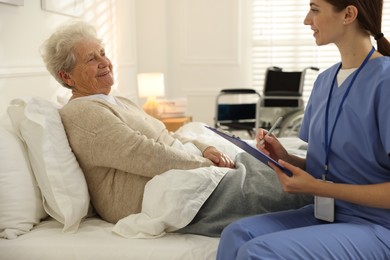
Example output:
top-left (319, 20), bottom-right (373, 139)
top-left (60, 96), bottom-right (213, 223)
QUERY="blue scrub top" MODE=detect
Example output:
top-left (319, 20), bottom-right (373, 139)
top-left (300, 56), bottom-right (390, 228)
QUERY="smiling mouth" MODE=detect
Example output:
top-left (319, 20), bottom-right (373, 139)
top-left (98, 71), bottom-right (110, 77)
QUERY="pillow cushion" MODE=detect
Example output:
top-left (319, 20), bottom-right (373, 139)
top-left (0, 127), bottom-right (47, 239)
top-left (7, 97), bottom-right (90, 233)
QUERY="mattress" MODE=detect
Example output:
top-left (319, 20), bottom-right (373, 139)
top-left (0, 217), bottom-right (219, 260)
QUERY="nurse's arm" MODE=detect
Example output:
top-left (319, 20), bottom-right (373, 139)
top-left (274, 160), bottom-right (390, 209)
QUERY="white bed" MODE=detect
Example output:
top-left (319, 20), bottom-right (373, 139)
top-left (0, 96), bottom-right (307, 260)
top-left (1, 217), bottom-right (219, 260)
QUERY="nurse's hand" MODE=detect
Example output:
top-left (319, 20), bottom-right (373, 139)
top-left (269, 159), bottom-right (316, 194)
top-left (256, 128), bottom-right (289, 162)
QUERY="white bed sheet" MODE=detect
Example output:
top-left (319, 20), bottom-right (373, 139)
top-left (0, 217), bottom-right (219, 260)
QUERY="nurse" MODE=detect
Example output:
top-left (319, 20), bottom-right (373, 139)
top-left (216, 0), bottom-right (390, 259)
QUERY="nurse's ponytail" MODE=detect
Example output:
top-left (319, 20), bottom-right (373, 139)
top-left (325, 0), bottom-right (390, 56)
top-left (375, 33), bottom-right (390, 57)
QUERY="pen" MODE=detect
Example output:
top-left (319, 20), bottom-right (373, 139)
top-left (258, 117), bottom-right (283, 145)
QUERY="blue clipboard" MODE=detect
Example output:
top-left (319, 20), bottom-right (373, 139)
top-left (205, 126), bottom-right (292, 176)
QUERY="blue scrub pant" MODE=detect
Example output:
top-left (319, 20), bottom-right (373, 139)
top-left (216, 205), bottom-right (390, 260)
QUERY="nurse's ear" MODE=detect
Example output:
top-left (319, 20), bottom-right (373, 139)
top-left (343, 5), bottom-right (358, 25)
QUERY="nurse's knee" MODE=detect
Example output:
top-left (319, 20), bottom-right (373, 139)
top-left (236, 239), bottom-right (270, 260)
top-left (221, 220), bottom-right (251, 240)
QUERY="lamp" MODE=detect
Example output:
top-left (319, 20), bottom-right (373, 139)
top-left (137, 73), bottom-right (165, 118)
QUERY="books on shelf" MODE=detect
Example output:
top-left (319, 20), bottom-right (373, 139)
top-left (158, 98), bottom-right (188, 118)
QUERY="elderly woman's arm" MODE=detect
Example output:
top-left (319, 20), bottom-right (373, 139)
top-left (91, 122), bottom-right (213, 177)
top-left (60, 99), bottom-right (214, 179)
top-left (171, 133), bottom-right (235, 168)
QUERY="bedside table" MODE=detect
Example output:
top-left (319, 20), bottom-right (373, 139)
top-left (160, 116), bottom-right (192, 132)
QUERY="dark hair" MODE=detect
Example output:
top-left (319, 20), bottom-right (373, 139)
top-left (325, 0), bottom-right (390, 56)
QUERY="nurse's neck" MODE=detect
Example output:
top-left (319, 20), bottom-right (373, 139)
top-left (340, 49), bottom-right (371, 69)
top-left (338, 38), bottom-right (378, 69)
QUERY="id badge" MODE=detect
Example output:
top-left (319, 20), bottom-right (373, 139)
top-left (314, 180), bottom-right (334, 222)
top-left (314, 195), bottom-right (334, 222)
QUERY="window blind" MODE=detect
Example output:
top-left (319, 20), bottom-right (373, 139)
top-left (252, 0), bottom-right (390, 102)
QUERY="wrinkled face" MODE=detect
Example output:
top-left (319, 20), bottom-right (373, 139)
top-left (303, 0), bottom-right (346, 46)
top-left (64, 39), bottom-right (114, 96)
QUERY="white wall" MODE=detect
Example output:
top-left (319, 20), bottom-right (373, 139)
top-left (0, 0), bottom-right (136, 127)
top-left (136, 0), bottom-right (252, 125)
top-left (0, 0), bottom-right (251, 127)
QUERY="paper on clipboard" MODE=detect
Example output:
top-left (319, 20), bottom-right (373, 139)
top-left (205, 126), bottom-right (292, 176)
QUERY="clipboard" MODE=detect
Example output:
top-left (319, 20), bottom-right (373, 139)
top-left (205, 126), bottom-right (292, 176)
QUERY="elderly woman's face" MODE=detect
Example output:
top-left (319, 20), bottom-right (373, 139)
top-left (64, 39), bottom-right (114, 96)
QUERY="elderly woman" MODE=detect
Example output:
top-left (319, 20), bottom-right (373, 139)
top-left (40, 20), bottom-right (311, 236)
top-left (40, 20), bottom-right (234, 223)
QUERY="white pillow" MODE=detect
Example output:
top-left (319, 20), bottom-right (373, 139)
top-left (7, 97), bottom-right (90, 233)
top-left (0, 127), bottom-right (47, 239)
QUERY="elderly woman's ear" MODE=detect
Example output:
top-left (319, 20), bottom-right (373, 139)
top-left (58, 71), bottom-right (74, 87)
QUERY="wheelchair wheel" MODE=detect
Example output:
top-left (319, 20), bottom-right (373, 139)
top-left (278, 111), bottom-right (304, 137)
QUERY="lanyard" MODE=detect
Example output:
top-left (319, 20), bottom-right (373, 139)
top-left (323, 46), bottom-right (375, 181)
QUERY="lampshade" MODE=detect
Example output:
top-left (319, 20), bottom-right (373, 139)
top-left (137, 73), bottom-right (165, 98)
top-left (137, 73), bottom-right (165, 118)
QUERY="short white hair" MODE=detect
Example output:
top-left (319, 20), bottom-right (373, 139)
top-left (40, 20), bottom-right (102, 89)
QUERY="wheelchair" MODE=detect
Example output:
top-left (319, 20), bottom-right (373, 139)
top-left (214, 88), bottom-right (261, 138)
top-left (258, 66), bottom-right (319, 137)
top-left (214, 66), bottom-right (319, 138)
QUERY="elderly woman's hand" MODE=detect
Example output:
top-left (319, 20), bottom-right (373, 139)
top-left (203, 146), bottom-right (235, 168)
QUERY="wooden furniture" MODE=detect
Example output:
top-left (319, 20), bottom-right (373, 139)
top-left (160, 116), bottom-right (192, 132)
